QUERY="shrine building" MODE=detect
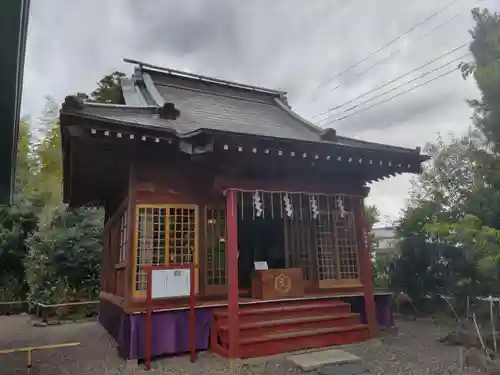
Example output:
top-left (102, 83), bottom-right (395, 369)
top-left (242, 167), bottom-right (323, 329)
top-left (59, 59), bottom-right (428, 360)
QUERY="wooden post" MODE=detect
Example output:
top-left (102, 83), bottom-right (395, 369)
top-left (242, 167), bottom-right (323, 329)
top-left (355, 197), bottom-right (377, 337)
top-left (225, 189), bottom-right (239, 360)
top-left (145, 269), bottom-right (152, 371)
top-left (189, 264), bottom-right (197, 362)
top-left (125, 155), bottom-right (137, 307)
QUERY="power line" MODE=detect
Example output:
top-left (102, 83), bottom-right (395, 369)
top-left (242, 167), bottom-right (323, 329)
top-left (317, 0), bottom-right (461, 89)
top-left (319, 52), bottom-right (469, 124)
top-left (322, 0), bottom-right (485, 95)
top-left (314, 45), bottom-right (469, 122)
top-left (323, 10), bottom-right (466, 95)
top-left (322, 67), bottom-right (461, 125)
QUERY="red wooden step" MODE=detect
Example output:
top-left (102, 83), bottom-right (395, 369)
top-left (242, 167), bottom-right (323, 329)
top-left (213, 301), bottom-right (351, 324)
top-left (214, 300), bottom-right (349, 315)
top-left (218, 313), bottom-right (362, 341)
top-left (238, 324), bottom-right (370, 358)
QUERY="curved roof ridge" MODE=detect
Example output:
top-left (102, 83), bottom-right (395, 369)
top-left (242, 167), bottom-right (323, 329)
top-left (141, 72), bottom-right (165, 106)
top-left (335, 135), bottom-right (420, 153)
top-left (61, 95), bottom-right (159, 114)
top-left (83, 101), bottom-right (158, 110)
top-left (273, 97), bottom-right (324, 135)
top-left (120, 77), bottom-right (147, 106)
top-left (124, 58), bottom-right (285, 96)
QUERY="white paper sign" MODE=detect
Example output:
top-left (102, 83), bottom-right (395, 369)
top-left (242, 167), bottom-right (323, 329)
top-left (254, 261), bottom-right (268, 271)
top-left (151, 269), bottom-right (191, 299)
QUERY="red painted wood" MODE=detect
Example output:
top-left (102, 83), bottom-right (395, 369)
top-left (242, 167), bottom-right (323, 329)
top-left (125, 158), bottom-right (136, 308)
top-left (189, 264), bottom-right (197, 363)
top-left (238, 326), bottom-right (370, 358)
top-left (211, 298), bottom-right (370, 359)
top-left (218, 313), bottom-right (361, 341)
top-left (355, 197), bottom-right (377, 337)
top-left (225, 189), bottom-right (239, 358)
top-left (213, 301), bottom-right (351, 325)
top-left (145, 270), bottom-right (152, 370)
top-left (210, 317), bottom-right (219, 351)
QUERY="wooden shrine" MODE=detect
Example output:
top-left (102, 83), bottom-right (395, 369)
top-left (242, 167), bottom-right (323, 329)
top-left (59, 59), bottom-right (428, 361)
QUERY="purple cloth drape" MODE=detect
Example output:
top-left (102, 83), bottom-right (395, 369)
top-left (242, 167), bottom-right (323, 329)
top-left (99, 293), bottom-right (392, 360)
top-left (126, 309), bottom-right (212, 360)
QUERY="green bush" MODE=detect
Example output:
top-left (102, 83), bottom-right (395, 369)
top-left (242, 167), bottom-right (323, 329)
top-left (25, 206), bottom-right (103, 304)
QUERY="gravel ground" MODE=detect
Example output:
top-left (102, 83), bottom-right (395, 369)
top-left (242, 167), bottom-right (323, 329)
top-left (0, 315), bottom-right (484, 375)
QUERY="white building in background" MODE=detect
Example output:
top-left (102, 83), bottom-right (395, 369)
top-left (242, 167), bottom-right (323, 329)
top-left (372, 226), bottom-right (399, 255)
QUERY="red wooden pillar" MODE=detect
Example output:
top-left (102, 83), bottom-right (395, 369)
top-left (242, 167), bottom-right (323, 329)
top-left (125, 156), bottom-right (137, 308)
top-left (355, 196), bottom-right (377, 337)
top-left (225, 189), bottom-right (239, 358)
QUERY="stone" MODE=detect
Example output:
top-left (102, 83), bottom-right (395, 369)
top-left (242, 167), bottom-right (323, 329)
top-left (124, 359), bottom-right (139, 371)
top-left (319, 363), bottom-right (367, 375)
top-left (59, 320), bottom-right (75, 325)
top-left (379, 326), bottom-right (399, 336)
top-left (287, 349), bottom-right (361, 371)
top-left (464, 348), bottom-right (493, 373)
top-left (489, 359), bottom-right (500, 375)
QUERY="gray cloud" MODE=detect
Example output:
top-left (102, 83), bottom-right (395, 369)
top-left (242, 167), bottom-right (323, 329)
top-left (21, 0), bottom-right (499, 223)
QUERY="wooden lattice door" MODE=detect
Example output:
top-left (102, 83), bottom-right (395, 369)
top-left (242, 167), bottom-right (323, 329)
top-left (283, 194), bottom-right (314, 287)
top-left (315, 211), bottom-right (338, 288)
top-left (205, 207), bottom-right (227, 293)
top-left (166, 205), bottom-right (199, 293)
top-left (314, 195), bottom-right (361, 288)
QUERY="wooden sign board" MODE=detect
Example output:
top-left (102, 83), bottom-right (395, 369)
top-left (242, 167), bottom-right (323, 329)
top-left (151, 269), bottom-right (191, 299)
top-left (254, 261), bottom-right (268, 270)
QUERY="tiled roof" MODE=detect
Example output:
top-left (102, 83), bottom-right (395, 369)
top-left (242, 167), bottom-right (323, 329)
top-left (61, 61), bottom-right (425, 156)
top-left (153, 79), bottom-right (320, 141)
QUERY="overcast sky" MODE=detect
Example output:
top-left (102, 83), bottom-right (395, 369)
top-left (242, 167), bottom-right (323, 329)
top-left (22, 0), bottom-right (499, 226)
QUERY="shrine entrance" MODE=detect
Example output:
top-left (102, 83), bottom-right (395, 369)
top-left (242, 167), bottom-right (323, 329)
top-left (237, 198), bottom-right (285, 291)
top-left (234, 190), bottom-right (362, 291)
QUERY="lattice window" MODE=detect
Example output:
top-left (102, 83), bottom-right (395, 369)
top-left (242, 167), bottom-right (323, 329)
top-left (167, 207), bottom-right (197, 265)
top-left (334, 213), bottom-right (359, 280)
top-left (135, 207), bottom-right (166, 291)
top-left (285, 194), bottom-right (312, 281)
top-left (313, 195), bottom-right (360, 285)
top-left (206, 208), bottom-right (226, 286)
top-left (119, 209), bottom-right (128, 263)
top-left (315, 214), bottom-right (338, 281)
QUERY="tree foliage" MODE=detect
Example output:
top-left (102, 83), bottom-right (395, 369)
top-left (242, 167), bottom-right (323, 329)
top-left (90, 71), bottom-right (125, 104)
top-left (0, 68), bottom-right (125, 304)
top-left (25, 206), bottom-right (102, 303)
top-left (389, 7), bottom-right (500, 304)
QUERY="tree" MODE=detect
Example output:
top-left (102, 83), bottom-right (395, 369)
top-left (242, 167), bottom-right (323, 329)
top-left (33, 97), bottom-right (63, 211)
top-left (364, 204), bottom-right (380, 231)
top-left (25, 206), bottom-right (102, 303)
top-left (389, 8), bottom-right (500, 304)
top-left (0, 69), bottom-right (125, 305)
top-left (89, 71), bottom-right (126, 104)
top-left (0, 118), bottom-right (40, 300)
top-left (461, 8), bottom-right (500, 150)
top-left (22, 97), bottom-right (103, 305)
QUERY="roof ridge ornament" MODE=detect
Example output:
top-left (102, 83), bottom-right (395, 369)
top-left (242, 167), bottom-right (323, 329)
top-left (62, 95), bottom-right (85, 111)
top-left (159, 102), bottom-right (181, 120)
top-left (321, 128), bottom-right (337, 141)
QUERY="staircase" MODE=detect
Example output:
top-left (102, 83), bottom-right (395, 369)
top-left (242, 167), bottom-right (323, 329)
top-left (210, 299), bottom-right (370, 358)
